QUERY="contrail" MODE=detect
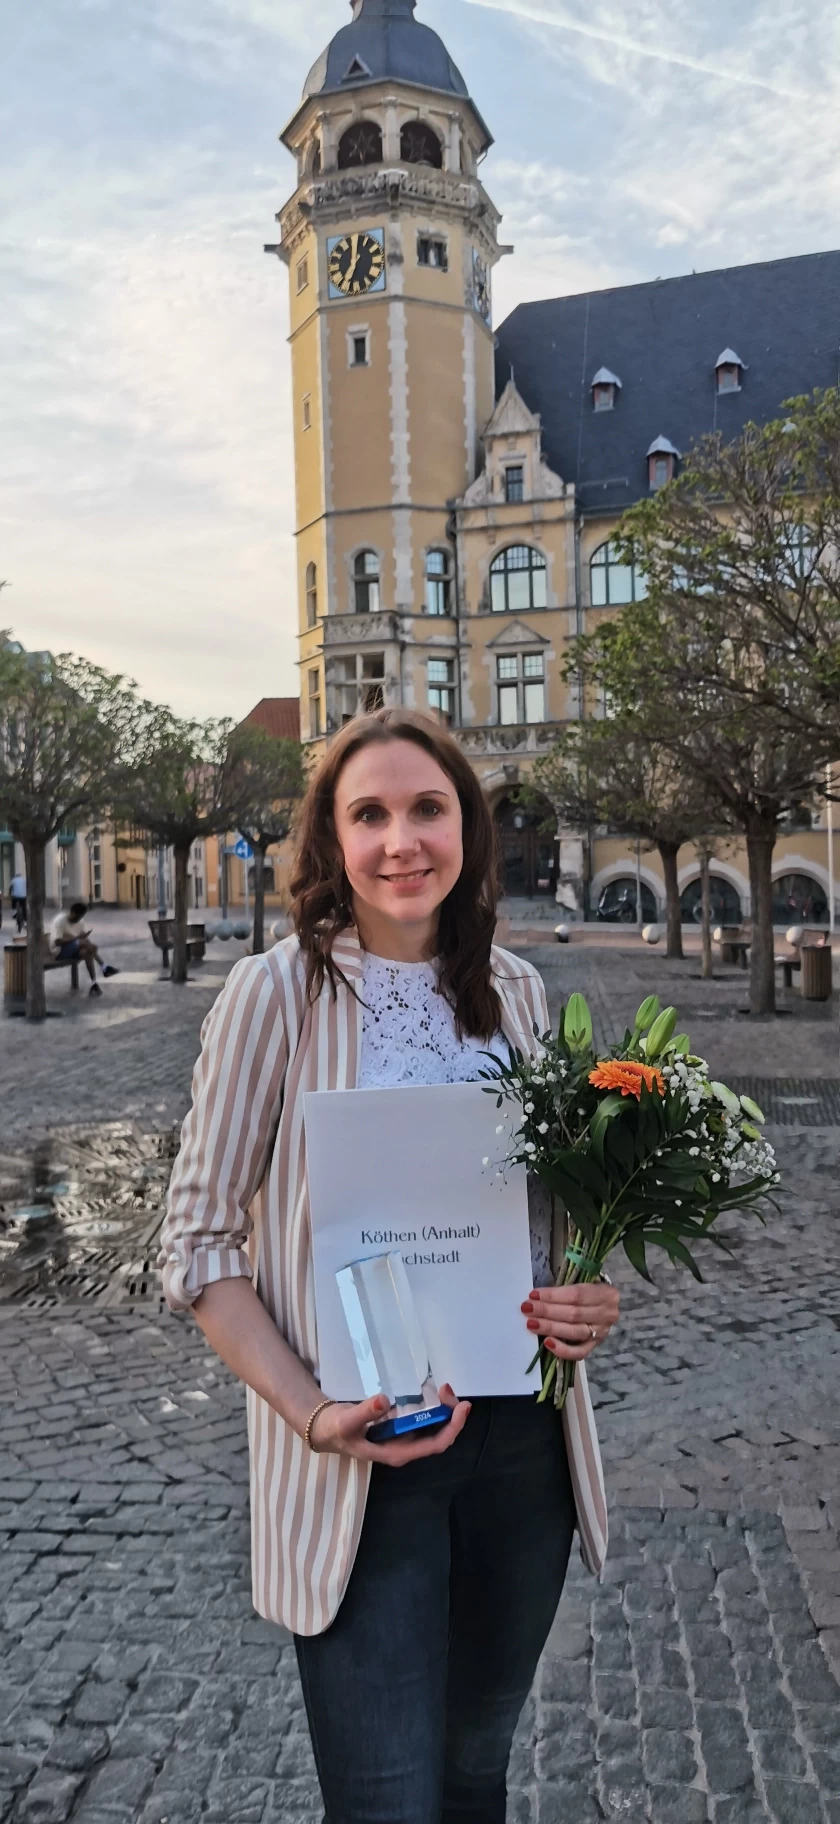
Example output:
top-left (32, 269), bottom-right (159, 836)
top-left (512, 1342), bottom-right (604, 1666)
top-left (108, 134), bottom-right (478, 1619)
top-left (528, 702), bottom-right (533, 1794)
top-left (463, 0), bottom-right (808, 102)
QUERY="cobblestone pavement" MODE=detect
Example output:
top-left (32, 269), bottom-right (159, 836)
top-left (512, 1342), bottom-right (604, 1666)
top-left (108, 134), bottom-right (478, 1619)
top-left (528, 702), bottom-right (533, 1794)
top-left (1, 934), bottom-right (839, 1821)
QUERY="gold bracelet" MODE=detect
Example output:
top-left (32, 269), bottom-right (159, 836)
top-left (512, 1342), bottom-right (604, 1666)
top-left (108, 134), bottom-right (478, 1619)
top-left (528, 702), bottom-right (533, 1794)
top-left (304, 1397), bottom-right (336, 1452)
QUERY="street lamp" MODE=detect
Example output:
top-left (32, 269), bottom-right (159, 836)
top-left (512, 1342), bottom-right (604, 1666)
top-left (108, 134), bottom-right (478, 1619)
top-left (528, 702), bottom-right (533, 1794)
top-left (157, 843), bottom-right (167, 921)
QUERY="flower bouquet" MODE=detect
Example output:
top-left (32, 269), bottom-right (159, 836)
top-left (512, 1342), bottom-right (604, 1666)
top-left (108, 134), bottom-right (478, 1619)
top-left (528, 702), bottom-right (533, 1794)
top-left (486, 993), bottom-right (780, 1410)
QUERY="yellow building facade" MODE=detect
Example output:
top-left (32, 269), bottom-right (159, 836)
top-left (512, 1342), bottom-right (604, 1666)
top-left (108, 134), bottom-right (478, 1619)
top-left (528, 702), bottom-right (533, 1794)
top-left (271, 0), bottom-right (839, 930)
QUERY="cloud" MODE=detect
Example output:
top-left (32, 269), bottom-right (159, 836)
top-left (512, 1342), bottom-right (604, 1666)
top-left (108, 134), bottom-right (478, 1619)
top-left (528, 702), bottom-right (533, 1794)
top-left (464, 0), bottom-right (810, 100)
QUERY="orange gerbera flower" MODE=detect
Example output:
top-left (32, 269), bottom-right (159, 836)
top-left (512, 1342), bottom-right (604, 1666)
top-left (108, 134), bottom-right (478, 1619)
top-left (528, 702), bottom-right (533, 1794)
top-left (589, 1060), bottom-right (666, 1101)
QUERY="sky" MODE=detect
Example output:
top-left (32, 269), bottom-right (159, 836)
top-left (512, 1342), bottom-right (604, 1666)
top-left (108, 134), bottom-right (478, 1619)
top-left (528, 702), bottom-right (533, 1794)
top-left (3, 0), bottom-right (840, 720)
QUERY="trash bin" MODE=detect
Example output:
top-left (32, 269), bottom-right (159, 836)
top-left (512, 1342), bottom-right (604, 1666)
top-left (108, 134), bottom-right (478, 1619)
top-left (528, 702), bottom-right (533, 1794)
top-left (4, 944), bottom-right (27, 1000)
top-left (801, 944), bottom-right (833, 1002)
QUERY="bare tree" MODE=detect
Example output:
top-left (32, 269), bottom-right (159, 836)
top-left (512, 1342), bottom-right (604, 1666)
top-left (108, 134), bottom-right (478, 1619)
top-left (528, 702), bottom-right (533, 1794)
top-left (0, 640), bottom-right (136, 1019)
top-left (116, 711), bottom-right (255, 984)
top-left (229, 727), bottom-right (308, 955)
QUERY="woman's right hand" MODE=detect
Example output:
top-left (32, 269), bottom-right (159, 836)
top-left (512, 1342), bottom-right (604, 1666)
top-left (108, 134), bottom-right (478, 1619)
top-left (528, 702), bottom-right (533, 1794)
top-left (309, 1383), bottom-right (471, 1467)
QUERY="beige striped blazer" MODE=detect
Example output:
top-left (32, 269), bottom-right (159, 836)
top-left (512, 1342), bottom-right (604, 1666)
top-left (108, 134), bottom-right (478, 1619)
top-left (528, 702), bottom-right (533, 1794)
top-left (160, 930), bottom-right (608, 1634)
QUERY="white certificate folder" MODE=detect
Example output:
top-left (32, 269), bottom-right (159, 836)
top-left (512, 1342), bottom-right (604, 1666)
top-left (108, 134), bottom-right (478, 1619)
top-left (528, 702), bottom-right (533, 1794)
top-left (304, 1081), bottom-right (540, 1401)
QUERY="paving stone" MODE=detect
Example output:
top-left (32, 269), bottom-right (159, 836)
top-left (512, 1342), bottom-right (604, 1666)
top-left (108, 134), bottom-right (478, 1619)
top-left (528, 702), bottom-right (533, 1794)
top-left (648, 1788), bottom-right (708, 1824)
top-left (44, 1727), bottom-right (110, 1773)
top-left (763, 1779), bottom-right (826, 1824)
top-left (695, 1703), bottom-right (753, 1794)
top-left (83, 1755), bottom-right (157, 1811)
top-left (642, 1727), bottom-right (698, 1785)
top-left (15, 1771), bottom-right (84, 1823)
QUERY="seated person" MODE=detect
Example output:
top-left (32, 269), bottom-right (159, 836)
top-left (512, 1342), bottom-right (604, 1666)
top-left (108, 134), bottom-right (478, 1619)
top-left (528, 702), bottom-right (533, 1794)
top-left (49, 903), bottom-right (120, 997)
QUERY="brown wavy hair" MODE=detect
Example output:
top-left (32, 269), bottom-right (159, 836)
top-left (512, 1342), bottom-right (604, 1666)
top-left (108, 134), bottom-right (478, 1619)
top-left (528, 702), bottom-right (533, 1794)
top-left (290, 709), bottom-right (502, 1041)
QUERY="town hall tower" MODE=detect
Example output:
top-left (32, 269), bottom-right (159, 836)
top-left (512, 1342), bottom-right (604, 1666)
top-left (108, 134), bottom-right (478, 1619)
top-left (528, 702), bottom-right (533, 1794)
top-left (273, 0), bottom-right (505, 740)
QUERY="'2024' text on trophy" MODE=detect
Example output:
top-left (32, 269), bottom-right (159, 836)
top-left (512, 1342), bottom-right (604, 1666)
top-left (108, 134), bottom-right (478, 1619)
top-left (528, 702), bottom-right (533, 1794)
top-left (336, 1251), bottom-right (453, 1444)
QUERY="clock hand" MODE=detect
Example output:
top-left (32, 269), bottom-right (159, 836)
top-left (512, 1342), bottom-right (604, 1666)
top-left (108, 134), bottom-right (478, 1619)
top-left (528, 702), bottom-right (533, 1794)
top-left (348, 232), bottom-right (361, 281)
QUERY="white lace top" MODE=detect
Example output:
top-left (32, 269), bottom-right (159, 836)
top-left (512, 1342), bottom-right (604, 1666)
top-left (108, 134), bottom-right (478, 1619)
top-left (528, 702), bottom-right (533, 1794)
top-left (357, 954), bottom-right (553, 1285)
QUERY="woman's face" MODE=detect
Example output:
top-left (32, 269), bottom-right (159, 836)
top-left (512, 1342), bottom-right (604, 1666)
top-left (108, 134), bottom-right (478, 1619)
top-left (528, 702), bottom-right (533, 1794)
top-left (333, 739), bottom-right (464, 939)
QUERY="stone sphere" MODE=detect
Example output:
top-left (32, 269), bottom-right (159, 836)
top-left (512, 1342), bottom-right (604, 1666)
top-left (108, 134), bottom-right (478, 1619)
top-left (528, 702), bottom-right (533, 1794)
top-left (232, 921), bottom-right (250, 942)
top-left (215, 920), bottom-right (234, 941)
top-left (642, 923), bottom-right (662, 946)
top-left (713, 926), bottom-right (724, 944)
top-left (203, 921), bottom-right (218, 942)
top-left (786, 925), bottom-right (805, 948)
top-left (271, 918), bottom-right (291, 942)
top-left (554, 924), bottom-right (571, 944)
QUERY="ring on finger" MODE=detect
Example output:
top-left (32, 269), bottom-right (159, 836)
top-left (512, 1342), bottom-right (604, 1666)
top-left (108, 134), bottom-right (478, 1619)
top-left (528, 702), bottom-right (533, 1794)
top-left (589, 1325), bottom-right (598, 1341)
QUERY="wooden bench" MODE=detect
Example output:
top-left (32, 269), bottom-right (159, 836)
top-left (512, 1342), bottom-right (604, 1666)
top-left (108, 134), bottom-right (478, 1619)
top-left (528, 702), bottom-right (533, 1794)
top-left (149, 919), bottom-right (206, 972)
top-left (4, 944), bottom-right (79, 1000)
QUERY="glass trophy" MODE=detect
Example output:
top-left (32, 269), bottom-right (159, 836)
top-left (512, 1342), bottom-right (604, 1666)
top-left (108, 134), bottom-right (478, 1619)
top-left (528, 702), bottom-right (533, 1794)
top-left (336, 1252), bottom-right (452, 1444)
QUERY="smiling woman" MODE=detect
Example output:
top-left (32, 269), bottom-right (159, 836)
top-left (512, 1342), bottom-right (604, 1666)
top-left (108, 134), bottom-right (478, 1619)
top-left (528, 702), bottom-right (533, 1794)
top-left (159, 706), bottom-right (615, 1824)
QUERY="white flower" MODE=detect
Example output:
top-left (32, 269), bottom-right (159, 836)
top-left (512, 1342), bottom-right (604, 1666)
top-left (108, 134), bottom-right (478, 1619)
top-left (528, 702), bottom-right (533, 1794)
top-left (712, 1173), bottom-right (721, 1183)
top-left (675, 1199), bottom-right (682, 1207)
top-left (689, 1147), bottom-right (700, 1158)
top-left (482, 1157), bottom-right (490, 1167)
top-left (524, 1102), bottom-right (535, 1114)
top-left (524, 1142), bottom-right (537, 1156)
top-left (496, 1125), bottom-right (504, 1134)
top-left (538, 1122), bottom-right (549, 1135)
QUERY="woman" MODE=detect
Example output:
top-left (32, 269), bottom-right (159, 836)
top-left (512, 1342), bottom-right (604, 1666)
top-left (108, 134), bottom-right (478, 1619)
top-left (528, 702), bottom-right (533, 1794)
top-left (161, 710), bottom-right (620, 1824)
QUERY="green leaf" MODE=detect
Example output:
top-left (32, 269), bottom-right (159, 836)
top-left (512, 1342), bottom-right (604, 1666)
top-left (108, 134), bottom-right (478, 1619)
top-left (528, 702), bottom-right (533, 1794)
top-left (564, 993), bottom-right (594, 1051)
top-left (672, 1033), bottom-right (691, 1055)
top-left (643, 1232), bottom-right (704, 1281)
top-left (623, 1228), bottom-right (652, 1282)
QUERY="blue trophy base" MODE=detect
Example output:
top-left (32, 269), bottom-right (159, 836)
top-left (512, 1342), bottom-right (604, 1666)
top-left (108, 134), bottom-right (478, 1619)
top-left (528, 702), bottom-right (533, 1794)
top-left (368, 1404), bottom-right (453, 1446)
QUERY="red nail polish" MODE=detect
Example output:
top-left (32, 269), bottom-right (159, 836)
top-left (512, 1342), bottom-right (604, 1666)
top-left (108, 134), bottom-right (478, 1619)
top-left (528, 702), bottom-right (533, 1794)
top-left (527, 1319), bottom-right (540, 1332)
top-left (521, 1301), bottom-right (534, 1315)
top-left (545, 1339), bottom-right (556, 1351)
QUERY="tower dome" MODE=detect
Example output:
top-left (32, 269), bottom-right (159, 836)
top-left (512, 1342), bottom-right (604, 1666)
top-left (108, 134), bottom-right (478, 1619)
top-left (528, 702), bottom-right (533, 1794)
top-left (304, 0), bottom-right (469, 103)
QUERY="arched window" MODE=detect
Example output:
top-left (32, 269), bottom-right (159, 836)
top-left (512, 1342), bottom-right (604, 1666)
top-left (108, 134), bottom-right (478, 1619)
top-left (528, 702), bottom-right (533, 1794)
top-left (425, 549), bottom-right (453, 616)
top-left (400, 121), bottom-right (443, 168)
top-left (596, 878), bottom-right (658, 924)
top-left (306, 562), bottom-right (318, 629)
top-left (338, 121), bottom-right (383, 170)
top-left (680, 877), bottom-right (742, 927)
top-left (490, 545), bottom-right (547, 614)
top-left (354, 551), bottom-right (380, 614)
top-left (590, 541), bottom-right (647, 607)
top-left (772, 873), bottom-right (829, 926)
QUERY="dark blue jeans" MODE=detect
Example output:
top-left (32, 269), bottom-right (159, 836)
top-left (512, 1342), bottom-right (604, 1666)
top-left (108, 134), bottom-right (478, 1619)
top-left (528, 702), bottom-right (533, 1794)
top-left (295, 1396), bottom-right (576, 1824)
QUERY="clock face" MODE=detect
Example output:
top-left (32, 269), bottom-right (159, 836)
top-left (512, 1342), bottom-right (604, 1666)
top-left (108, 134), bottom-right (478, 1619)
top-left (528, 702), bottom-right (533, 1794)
top-left (472, 250), bottom-right (491, 323)
top-left (327, 229), bottom-right (386, 300)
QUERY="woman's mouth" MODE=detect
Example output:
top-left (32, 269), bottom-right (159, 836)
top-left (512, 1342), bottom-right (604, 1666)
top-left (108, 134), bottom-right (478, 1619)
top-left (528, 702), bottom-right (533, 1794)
top-left (381, 868), bottom-right (434, 893)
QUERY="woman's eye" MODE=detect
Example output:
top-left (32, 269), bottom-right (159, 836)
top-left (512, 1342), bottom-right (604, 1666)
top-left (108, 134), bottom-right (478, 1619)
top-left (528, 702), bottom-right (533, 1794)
top-left (418, 800), bottom-right (443, 817)
top-left (357, 805), bottom-right (385, 824)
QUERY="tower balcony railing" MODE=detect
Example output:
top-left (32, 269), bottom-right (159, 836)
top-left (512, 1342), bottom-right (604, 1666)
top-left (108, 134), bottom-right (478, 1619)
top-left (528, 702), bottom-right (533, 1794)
top-left (304, 165), bottom-right (484, 219)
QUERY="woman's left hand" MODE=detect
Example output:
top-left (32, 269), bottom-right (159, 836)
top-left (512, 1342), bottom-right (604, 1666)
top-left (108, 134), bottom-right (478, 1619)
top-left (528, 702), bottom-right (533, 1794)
top-left (522, 1282), bottom-right (621, 1362)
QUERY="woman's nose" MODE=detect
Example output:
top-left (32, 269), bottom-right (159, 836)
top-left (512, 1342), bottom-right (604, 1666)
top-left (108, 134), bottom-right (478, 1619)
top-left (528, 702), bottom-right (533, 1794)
top-left (384, 818), bottom-right (421, 854)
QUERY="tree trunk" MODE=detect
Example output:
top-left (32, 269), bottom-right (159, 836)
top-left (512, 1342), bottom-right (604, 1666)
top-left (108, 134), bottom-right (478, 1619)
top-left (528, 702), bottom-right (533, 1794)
top-left (746, 829), bottom-right (776, 1015)
top-left (658, 841), bottom-right (684, 959)
top-left (24, 839), bottom-right (47, 1021)
top-left (172, 844), bottom-right (190, 984)
top-left (699, 849), bottom-right (714, 981)
top-left (252, 846), bottom-right (266, 956)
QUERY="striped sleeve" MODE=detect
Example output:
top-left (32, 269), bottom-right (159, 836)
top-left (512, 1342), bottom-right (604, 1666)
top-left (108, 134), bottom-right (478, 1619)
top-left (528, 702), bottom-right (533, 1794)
top-left (159, 954), bottom-right (292, 1313)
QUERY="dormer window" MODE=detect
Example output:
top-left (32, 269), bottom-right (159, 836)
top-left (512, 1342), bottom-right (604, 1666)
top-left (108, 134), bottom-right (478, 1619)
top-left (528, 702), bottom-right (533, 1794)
top-left (716, 348), bottom-right (747, 394)
top-left (591, 367), bottom-right (622, 413)
top-left (646, 436), bottom-right (680, 490)
top-left (505, 466), bottom-right (524, 503)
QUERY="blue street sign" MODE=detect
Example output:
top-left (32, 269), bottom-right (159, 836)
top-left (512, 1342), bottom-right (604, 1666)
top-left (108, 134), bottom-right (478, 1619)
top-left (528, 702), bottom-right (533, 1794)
top-left (234, 837), bottom-right (254, 861)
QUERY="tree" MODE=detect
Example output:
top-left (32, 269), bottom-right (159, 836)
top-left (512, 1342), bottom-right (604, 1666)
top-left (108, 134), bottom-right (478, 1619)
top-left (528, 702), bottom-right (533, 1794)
top-left (0, 641), bottom-right (136, 1019)
top-left (116, 712), bottom-right (255, 984)
top-left (229, 726), bottom-right (308, 955)
top-left (528, 718), bottom-right (720, 959)
top-left (569, 599), bottom-right (828, 1016)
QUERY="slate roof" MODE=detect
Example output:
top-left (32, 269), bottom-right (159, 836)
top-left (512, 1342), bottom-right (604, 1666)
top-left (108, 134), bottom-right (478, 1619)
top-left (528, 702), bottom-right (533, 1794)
top-left (495, 249), bottom-right (840, 516)
top-left (303, 0), bottom-right (469, 106)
